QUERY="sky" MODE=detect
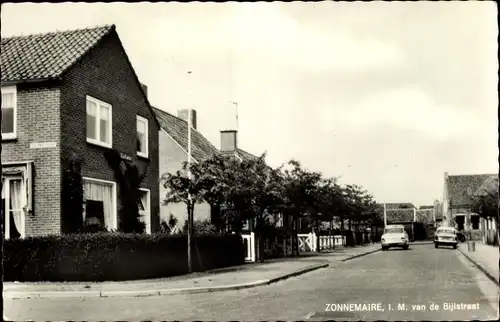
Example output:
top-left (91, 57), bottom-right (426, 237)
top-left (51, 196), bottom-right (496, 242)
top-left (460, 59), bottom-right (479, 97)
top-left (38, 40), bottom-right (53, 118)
top-left (1, 2), bottom-right (498, 207)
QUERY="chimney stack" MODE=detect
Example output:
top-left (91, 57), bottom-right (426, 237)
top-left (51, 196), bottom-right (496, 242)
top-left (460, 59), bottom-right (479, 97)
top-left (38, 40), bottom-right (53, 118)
top-left (177, 109), bottom-right (197, 130)
top-left (220, 130), bottom-right (237, 152)
top-left (140, 83), bottom-right (148, 97)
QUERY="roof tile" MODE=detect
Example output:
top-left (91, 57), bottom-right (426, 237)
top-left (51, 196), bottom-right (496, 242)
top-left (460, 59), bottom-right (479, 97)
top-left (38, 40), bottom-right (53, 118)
top-left (153, 107), bottom-right (219, 162)
top-left (447, 174), bottom-right (496, 207)
top-left (1, 25), bottom-right (114, 82)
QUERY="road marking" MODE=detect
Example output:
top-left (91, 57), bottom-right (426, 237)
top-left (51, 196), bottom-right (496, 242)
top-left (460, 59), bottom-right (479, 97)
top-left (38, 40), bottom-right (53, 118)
top-left (456, 251), bottom-right (499, 315)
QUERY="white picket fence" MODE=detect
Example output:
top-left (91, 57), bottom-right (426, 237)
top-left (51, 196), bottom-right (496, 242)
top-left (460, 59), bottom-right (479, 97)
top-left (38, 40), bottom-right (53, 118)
top-left (241, 232), bottom-right (347, 262)
top-left (298, 233), bottom-right (346, 252)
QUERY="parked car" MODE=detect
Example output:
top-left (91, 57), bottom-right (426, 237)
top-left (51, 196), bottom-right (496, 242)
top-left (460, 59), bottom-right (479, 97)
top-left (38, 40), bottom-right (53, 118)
top-left (434, 227), bottom-right (458, 249)
top-left (381, 225), bottom-right (409, 250)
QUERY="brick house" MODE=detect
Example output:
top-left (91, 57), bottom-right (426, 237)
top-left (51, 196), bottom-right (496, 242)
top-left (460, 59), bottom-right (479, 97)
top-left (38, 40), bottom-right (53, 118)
top-left (1, 25), bottom-right (160, 238)
top-left (153, 107), bottom-right (219, 228)
top-left (441, 172), bottom-right (496, 239)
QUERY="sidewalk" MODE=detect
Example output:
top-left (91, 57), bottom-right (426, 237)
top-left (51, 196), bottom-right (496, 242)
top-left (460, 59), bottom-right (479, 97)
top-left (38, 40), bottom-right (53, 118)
top-left (458, 241), bottom-right (499, 286)
top-left (3, 244), bottom-right (379, 299)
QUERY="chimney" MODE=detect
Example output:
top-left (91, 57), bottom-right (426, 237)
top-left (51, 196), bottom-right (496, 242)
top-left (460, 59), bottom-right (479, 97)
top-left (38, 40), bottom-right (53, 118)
top-left (444, 172), bottom-right (448, 179)
top-left (220, 130), bottom-right (237, 152)
top-left (177, 109), bottom-right (197, 130)
top-left (140, 83), bottom-right (148, 97)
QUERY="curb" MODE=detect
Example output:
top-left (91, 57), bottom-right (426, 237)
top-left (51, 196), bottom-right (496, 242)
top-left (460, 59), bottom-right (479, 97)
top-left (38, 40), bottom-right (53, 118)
top-left (4, 263), bottom-right (328, 299)
top-left (341, 248), bottom-right (381, 262)
top-left (458, 248), bottom-right (499, 287)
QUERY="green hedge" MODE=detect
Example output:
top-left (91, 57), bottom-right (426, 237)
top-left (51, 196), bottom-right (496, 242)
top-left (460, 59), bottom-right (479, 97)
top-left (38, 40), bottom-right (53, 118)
top-left (4, 232), bottom-right (245, 282)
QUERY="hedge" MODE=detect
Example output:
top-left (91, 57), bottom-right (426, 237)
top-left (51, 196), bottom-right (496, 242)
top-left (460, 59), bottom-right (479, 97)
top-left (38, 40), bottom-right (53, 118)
top-left (4, 232), bottom-right (245, 282)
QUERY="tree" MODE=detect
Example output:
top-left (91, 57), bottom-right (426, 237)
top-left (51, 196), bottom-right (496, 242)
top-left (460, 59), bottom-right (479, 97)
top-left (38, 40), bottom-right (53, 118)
top-left (161, 158), bottom-right (211, 272)
top-left (194, 153), bottom-right (243, 232)
top-left (238, 153), bottom-right (284, 261)
top-left (182, 219), bottom-right (218, 235)
top-left (471, 177), bottom-right (498, 220)
top-left (277, 160), bottom-right (322, 255)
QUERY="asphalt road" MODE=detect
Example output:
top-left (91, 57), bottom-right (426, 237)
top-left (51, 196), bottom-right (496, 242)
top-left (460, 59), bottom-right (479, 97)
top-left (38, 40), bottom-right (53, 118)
top-left (4, 244), bottom-right (499, 321)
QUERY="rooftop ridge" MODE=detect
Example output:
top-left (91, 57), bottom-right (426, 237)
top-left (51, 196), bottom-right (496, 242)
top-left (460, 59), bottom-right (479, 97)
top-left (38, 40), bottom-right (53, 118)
top-left (152, 106), bottom-right (207, 136)
top-left (1, 24), bottom-right (114, 41)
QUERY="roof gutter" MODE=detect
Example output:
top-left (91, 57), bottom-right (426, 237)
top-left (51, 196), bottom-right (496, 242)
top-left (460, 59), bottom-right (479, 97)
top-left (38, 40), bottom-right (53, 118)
top-left (1, 76), bottom-right (62, 87)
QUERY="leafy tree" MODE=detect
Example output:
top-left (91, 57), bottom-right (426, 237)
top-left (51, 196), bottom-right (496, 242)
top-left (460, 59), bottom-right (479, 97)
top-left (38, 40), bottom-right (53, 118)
top-left (195, 153), bottom-right (246, 232)
top-left (161, 159), bottom-right (208, 234)
top-left (471, 177), bottom-right (498, 220)
top-left (182, 219), bottom-right (218, 235)
top-left (277, 160), bottom-right (322, 255)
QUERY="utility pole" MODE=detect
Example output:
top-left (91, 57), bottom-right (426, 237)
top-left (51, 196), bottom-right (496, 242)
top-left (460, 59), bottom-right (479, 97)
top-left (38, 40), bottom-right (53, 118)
top-left (383, 203), bottom-right (387, 227)
top-left (187, 71), bottom-right (193, 273)
top-left (412, 207), bottom-right (416, 242)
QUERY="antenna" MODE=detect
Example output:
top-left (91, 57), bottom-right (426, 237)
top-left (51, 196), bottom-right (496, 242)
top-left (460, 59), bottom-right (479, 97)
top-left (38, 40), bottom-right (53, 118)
top-left (232, 101), bottom-right (238, 131)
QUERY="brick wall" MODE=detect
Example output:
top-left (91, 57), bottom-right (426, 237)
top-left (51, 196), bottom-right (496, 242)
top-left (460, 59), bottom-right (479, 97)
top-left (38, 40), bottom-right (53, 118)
top-left (159, 130), bottom-right (211, 228)
top-left (59, 30), bottom-right (160, 232)
top-left (1, 83), bottom-right (62, 236)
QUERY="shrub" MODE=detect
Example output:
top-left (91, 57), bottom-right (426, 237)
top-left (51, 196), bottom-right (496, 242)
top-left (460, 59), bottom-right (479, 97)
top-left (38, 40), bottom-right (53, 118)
top-left (4, 232), bottom-right (245, 282)
top-left (182, 219), bottom-right (218, 235)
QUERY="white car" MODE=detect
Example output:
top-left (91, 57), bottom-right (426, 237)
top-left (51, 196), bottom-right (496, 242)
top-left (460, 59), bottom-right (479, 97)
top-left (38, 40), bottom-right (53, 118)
top-left (381, 225), bottom-right (409, 250)
top-left (434, 227), bottom-right (458, 249)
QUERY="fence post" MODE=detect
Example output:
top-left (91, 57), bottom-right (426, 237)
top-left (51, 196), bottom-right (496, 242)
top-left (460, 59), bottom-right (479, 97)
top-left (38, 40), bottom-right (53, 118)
top-left (250, 232), bottom-right (256, 262)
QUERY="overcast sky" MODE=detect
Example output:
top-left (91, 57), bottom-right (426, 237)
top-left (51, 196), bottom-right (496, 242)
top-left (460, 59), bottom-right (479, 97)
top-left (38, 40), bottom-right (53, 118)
top-left (2, 2), bottom-right (497, 206)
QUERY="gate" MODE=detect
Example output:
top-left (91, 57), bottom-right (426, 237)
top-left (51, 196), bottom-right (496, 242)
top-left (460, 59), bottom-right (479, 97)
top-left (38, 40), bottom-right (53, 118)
top-left (241, 232), bottom-right (256, 262)
top-left (298, 233), bottom-right (346, 252)
top-left (298, 233), bottom-right (315, 252)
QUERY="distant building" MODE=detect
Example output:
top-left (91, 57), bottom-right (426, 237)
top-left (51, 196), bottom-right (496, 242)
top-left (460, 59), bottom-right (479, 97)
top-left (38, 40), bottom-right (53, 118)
top-left (441, 172), bottom-right (496, 240)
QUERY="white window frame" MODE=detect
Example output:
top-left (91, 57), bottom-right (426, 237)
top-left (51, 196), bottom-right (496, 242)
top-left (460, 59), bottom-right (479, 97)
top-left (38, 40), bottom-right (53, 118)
top-left (2, 175), bottom-right (26, 239)
top-left (138, 188), bottom-right (151, 234)
top-left (1, 86), bottom-right (17, 140)
top-left (82, 177), bottom-right (117, 230)
top-left (86, 95), bottom-right (113, 148)
top-left (136, 115), bottom-right (149, 158)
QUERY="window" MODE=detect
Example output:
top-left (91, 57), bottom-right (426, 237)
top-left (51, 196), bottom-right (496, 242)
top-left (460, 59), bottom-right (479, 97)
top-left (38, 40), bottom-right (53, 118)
top-left (384, 227), bottom-right (404, 234)
top-left (86, 96), bottom-right (112, 148)
top-left (136, 115), bottom-right (148, 157)
top-left (138, 188), bottom-right (151, 234)
top-left (1, 86), bottom-right (17, 140)
top-left (82, 178), bottom-right (117, 230)
top-left (1, 176), bottom-right (25, 239)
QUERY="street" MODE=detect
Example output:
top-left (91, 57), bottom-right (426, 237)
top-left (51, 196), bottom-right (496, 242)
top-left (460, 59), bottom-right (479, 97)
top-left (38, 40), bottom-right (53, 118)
top-left (4, 244), bottom-right (498, 321)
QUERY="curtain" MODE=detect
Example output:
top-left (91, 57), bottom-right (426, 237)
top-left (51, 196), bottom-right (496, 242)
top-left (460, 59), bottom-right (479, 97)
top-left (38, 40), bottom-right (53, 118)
top-left (84, 181), bottom-right (114, 230)
top-left (9, 179), bottom-right (24, 235)
top-left (139, 191), bottom-right (150, 233)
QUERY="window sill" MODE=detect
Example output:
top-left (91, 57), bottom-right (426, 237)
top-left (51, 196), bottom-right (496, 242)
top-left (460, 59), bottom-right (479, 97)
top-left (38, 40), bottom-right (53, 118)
top-left (2, 134), bottom-right (18, 142)
top-left (137, 152), bottom-right (149, 160)
top-left (87, 138), bottom-right (112, 150)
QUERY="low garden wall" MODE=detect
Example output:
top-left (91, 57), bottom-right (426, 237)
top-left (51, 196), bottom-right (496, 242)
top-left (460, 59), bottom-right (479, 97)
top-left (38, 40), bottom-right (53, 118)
top-left (4, 232), bottom-right (245, 282)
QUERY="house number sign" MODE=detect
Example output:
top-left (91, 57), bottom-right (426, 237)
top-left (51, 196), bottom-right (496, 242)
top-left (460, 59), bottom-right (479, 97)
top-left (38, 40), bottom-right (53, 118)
top-left (29, 142), bottom-right (57, 149)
